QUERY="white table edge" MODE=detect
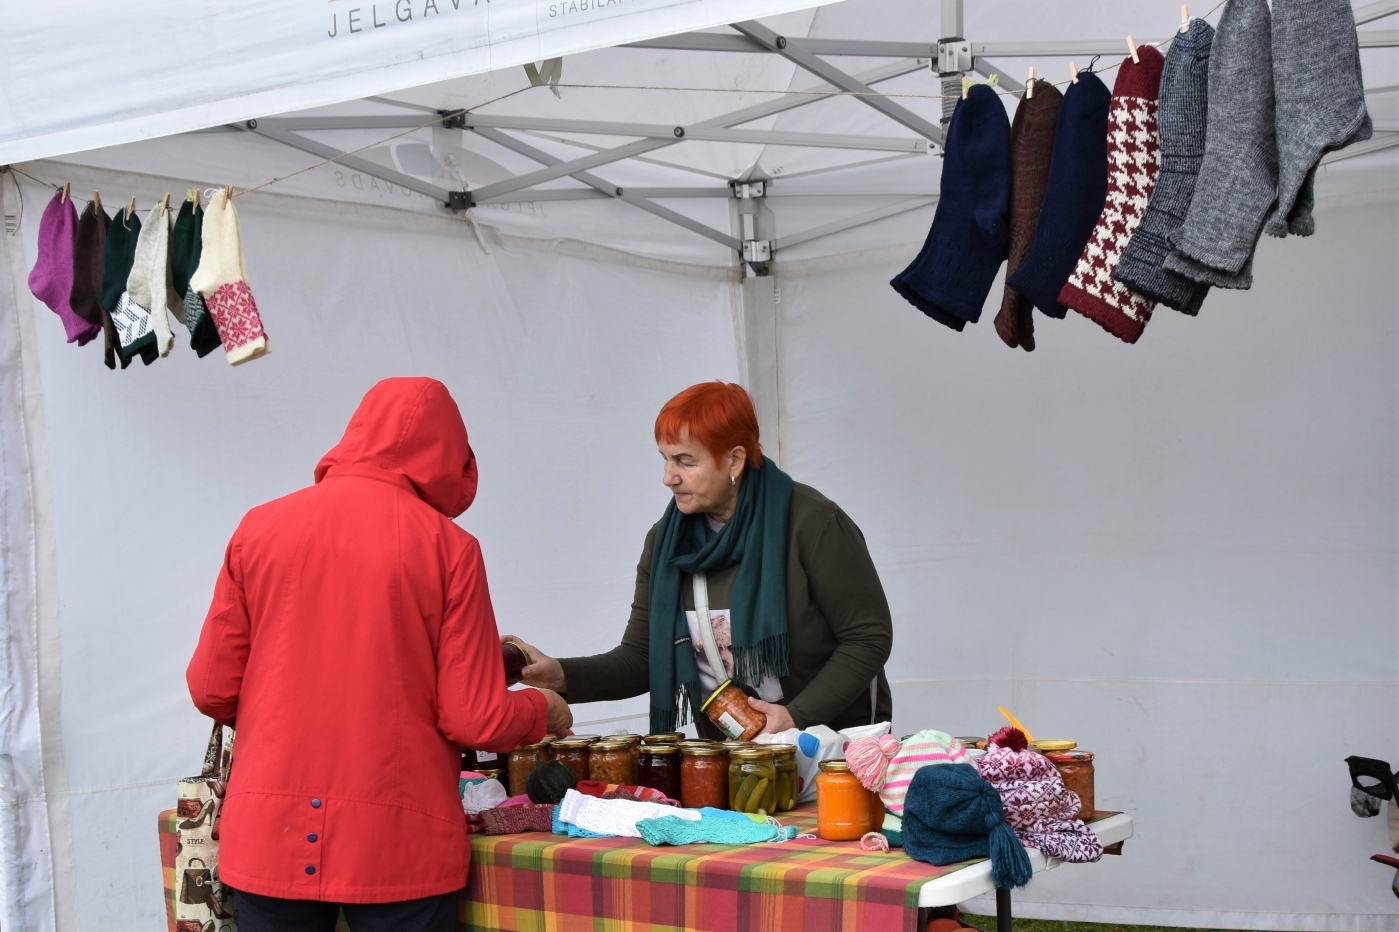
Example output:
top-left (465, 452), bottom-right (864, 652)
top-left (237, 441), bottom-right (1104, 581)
top-left (916, 813), bottom-right (1135, 908)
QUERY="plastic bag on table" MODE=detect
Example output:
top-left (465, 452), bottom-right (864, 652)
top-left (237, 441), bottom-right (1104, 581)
top-left (754, 721), bottom-right (891, 804)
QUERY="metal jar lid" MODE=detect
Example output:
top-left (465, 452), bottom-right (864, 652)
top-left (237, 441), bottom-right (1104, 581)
top-left (591, 739), bottom-right (633, 751)
top-left (553, 737), bottom-right (594, 749)
top-left (732, 746), bottom-right (775, 760)
top-left (640, 743), bottom-right (680, 756)
top-left (1031, 739), bottom-right (1078, 752)
top-left (818, 759), bottom-right (852, 773)
top-left (681, 745), bottom-right (728, 758)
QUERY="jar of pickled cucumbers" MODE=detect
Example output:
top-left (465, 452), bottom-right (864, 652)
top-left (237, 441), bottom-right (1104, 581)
top-left (769, 744), bottom-right (799, 812)
top-left (728, 747), bottom-right (778, 815)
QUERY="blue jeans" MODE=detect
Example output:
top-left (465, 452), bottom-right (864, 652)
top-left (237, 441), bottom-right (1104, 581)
top-left (231, 888), bottom-right (460, 932)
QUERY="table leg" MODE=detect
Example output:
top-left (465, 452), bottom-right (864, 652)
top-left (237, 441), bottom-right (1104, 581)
top-left (995, 887), bottom-right (1012, 932)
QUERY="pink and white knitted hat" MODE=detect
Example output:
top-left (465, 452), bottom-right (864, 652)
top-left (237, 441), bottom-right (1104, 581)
top-left (875, 730), bottom-right (970, 817)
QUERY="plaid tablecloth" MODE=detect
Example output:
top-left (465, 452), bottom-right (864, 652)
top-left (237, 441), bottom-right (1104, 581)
top-left (464, 804), bottom-right (968, 932)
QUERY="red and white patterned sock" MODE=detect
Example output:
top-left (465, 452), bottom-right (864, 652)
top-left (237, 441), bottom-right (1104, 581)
top-left (189, 188), bottom-right (269, 365)
top-left (1059, 47), bottom-right (1166, 344)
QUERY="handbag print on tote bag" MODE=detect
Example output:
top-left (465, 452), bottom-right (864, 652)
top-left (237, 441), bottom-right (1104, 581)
top-left (174, 721), bottom-right (237, 931)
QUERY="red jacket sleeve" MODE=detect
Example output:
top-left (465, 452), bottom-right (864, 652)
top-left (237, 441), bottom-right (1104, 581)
top-left (436, 538), bottom-right (548, 751)
top-left (186, 533), bottom-right (252, 726)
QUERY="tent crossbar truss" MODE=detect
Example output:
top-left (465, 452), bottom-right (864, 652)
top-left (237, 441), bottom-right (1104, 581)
top-left (230, 0), bottom-right (1399, 268)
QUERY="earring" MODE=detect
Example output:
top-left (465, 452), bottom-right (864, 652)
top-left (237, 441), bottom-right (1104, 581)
top-left (730, 474), bottom-right (736, 486)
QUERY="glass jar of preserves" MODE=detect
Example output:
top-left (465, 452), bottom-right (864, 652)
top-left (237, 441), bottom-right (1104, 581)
top-left (644, 732), bottom-right (685, 746)
top-left (769, 744), bottom-right (799, 812)
top-left (588, 739), bottom-right (638, 785)
top-left (680, 746), bottom-right (730, 810)
top-left (1044, 750), bottom-right (1095, 821)
top-left (507, 742), bottom-right (551, 797)
top-left (501, 640), bottom-right (531, 687)
top-left (462, 747), bottom-right (506, 773)
top-left (700, 680), bottom-right (766, 740)
top-left (728, 747), bottom-right (777, 814)
top-left (637, 744), bottom-right (682, 800)
top-left (816, 759), bottom-right (882, 840)
top-left (552, 737), bottom-right (592, 782)
top-left (477, 768), bottom-right (508, 792)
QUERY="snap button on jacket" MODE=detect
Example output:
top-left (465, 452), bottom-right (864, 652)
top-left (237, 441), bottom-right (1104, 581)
top-left (187, 377), bottom-right (547, 902)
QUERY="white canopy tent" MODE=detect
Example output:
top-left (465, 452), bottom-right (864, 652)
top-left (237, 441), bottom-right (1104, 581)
top-left (2, 1), bottom-right (1399, 930)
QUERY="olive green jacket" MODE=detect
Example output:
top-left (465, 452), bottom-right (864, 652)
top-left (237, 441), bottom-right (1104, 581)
top-left (559, 482), bottom-right (893, 731)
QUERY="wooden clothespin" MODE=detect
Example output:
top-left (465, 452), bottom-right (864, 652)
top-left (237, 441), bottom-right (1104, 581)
top-left (1026, 66), bottom-right (1036, 99)
top-left (1069, 61), bottom-right (1080, 84)
top-left (60, 182), bottom-right (70, 203)
top-left (126, 196), bottom-right (136, 220)
top-left (222, 185), bottom-right (232, 208)
top-left (1181, 5), bottom-right (1190, 31)
top-left (92, 191), bottom-right (102, 212)
top-left (961, 76), bottom-right (969, 100)
top-left (1126, 36), bottom-right (1140, 64)
top-left (159, 192), bottom-right (170, 215)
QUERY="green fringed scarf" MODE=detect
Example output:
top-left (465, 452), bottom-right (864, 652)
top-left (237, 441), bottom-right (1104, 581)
top-left (648, 456), bottom-right (793, 733)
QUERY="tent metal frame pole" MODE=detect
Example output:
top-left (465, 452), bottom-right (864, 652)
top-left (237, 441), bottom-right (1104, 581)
top-left (250, 115), bottom-right (926, 153)
top-left (730, 20), bottom-right (945, 146)
top-left (626, 30), bottom-right (1399, 57)
top-left (469, 125), bottom-right (741, 249)
top-left (467, 55), bottom-right (929, 203)
top-left (1356, 0), bottom-right (1399, 24)
top-left (774, 195), bottom-right (937, 250)
top-left (243, 122), bottom-right (451, 202)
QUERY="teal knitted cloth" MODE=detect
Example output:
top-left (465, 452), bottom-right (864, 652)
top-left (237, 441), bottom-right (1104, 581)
top-left (637, 808), bottom-right (795, 847)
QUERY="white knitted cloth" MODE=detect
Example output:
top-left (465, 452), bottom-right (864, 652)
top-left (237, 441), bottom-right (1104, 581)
top-left (556, 789), bottom-right (701, 838)
top-left (189, 189), bottom-right (269, 365)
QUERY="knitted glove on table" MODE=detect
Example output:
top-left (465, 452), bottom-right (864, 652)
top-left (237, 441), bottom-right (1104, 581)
top-left (1115, 19), bottom-right (1215, 316)
top-left (890, 83), bottom-right (1010, 331)
top-left (556, 788), bottom-right (701, 838)
top-left (189, 188), bottom-right (269, 364)
top-left (1165, 0), bottom-right (1275, 290)
top-left (637, 809), bottom-right (792, 846)
top-left (1267, 0), bottom-right (1371, 238)
top-left (995, 80), bottom-right (1062, 351)
top-left (1059, 46), bottom-right (1166, 344)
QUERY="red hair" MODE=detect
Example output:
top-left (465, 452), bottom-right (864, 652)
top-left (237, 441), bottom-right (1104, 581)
top-left (654, 382), bottom-right (763, 469)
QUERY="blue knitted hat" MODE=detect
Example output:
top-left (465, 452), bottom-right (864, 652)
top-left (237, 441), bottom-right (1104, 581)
top-left (890, 83), bottom-right (1010, 330)
top-left (1005, 70), bottom-right (1112, 319)
top-left (901, 763), bottom-right (1033, 889)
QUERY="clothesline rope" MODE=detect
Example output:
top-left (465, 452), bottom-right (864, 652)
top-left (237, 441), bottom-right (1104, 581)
top-left (3, 0), bottom-right (1228, 208)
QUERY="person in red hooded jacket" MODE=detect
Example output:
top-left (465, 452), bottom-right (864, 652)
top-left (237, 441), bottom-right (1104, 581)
top-left (187, 377), bottom-right (572, 932)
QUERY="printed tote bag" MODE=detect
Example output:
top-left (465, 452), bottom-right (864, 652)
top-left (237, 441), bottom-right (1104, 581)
top-left (174, 721), bottom-right (237, 932)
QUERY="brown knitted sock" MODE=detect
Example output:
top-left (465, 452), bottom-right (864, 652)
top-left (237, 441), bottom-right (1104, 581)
top-left (995, 80), bottom-right (1063, 352)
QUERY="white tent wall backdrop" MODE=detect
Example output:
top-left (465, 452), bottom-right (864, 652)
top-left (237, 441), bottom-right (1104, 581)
top-left (1, 0), bottom-right (1398, 929)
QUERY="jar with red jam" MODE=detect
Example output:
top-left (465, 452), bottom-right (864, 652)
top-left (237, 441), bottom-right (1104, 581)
top-left (501, 640), bottom-right (531, 687)
top-left (680, 746), bottom-right (729, 809)
top-left (700, 680), bottom-right (766, 741)
top-left (637, 744), bottom-right (682, 801)
top-left (589, 739), bottom-right (638, 785)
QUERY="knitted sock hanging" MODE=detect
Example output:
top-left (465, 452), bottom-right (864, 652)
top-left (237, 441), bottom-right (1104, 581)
top-left (68, 202), bottom-right (111, 345)
top-left (1115, 20), bottom-right (1215, 316)
top-left (1005, 70), bottom-right (1112, 319)
top-left (1059, 45), bottom-right (1166, 344)
top-left (189, 188), bottom-right (269, 365)
top-left (1267, 0), bottom-right (1372, 238)
top-left (113, 201), bottom-right (171, 365)
top-left (99, 209), bottom-right (141, 369)
top-left (1164, 0), bottom-right (1275, 290)
top-left (994, 80), bottom-right (1062, 352)
top-left (29, 192), bottom-right (100, 346)
top-left (171, 199), bottom-right (223, 358)
top-left (889, 83), bottom-right (1010, 331)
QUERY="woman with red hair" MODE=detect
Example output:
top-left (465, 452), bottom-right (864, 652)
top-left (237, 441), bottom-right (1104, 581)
top-left (508, 381), bottom-right (892, 736)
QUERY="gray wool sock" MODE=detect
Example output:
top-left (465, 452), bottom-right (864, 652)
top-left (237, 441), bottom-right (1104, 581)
top-left (1165, 0), bottom-right (1276, 289)
top-left (1266, 0), bottom-right (1372, 238)
top-left (1115, 20), bottom-right (1214, 315)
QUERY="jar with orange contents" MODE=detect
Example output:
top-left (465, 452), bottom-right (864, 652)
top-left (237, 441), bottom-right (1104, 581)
top-left (815, 759), bottom-right (884, 841)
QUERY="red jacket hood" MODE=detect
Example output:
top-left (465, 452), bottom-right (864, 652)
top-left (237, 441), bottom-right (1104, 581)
top-left (314, 378), bottom-right (478, 518)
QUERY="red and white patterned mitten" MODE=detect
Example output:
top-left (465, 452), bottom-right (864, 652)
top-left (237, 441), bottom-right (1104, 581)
top-left (189, 188), bottom-right (269, 364)
top-left (1058, 47), bottom-right (1165, 344)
